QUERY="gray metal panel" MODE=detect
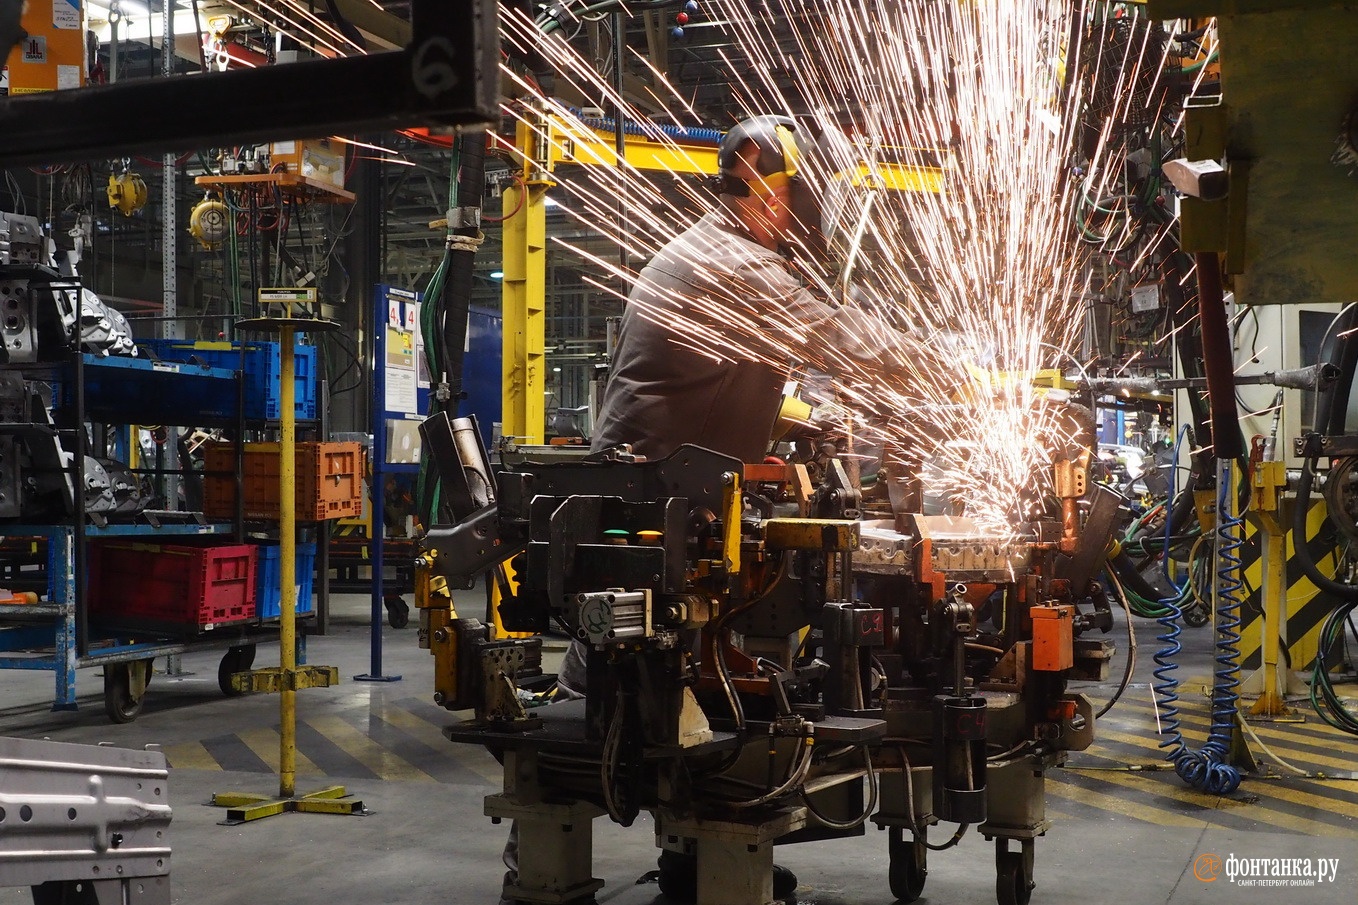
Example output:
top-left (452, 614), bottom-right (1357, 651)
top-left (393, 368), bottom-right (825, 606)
top-left (0, 737), bottom-right (171, 890)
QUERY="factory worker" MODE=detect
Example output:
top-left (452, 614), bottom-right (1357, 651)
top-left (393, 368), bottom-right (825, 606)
top-left (591, 114), bottom-right (905, 465)
top-left (505, 115), bottom-right (909, 905)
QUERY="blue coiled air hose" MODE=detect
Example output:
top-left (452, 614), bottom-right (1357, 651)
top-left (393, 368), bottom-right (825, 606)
top-left (1151, 433), bottom-right (1243, 793)
top-left (1171, 460), bottom-right (1242, 794)
top-left (1152, 427), bottom-right (1190, 764)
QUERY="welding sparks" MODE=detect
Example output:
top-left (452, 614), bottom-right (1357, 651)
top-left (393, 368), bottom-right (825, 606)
top-left (498, 1), bottom-right (1169, 533)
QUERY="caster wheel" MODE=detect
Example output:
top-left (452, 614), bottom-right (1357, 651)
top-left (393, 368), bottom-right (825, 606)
top-left (1183, 601), bottom-right (1210, 627)
top-left (385, 596), bottom-right (410, 629)
top-left (105, 659), bottom-right (151, 723)
top-left (888, 827), bottom-right (928, 902)
top-left (995, 842), bottom-right (1034, 905)
top-left (655, 850), bottom-right (698, 902)
top-left (218, 644), bottom-right (257, 696)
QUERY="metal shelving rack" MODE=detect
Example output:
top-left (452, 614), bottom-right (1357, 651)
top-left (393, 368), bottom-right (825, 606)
top-left (0, 271), bottom-right (291, 719)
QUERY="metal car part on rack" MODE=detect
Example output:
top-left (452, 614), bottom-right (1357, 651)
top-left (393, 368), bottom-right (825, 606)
top-left (0, 267), bottom-right (138, 363)
top-left (0, 736), bottom-right (172, 905)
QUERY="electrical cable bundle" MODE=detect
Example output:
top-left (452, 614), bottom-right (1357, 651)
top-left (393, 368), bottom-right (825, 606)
top-left (1113, 499), bottom-right (1211, 622)
top-left (1292, 306), bottom-right (1358, 736)
top-left (1311, 602), bottom-right (1358, 734)
top-left (414, 146), bottom-right (462, 526)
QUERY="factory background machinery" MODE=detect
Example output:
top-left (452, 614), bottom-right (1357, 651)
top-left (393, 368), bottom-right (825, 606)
top-left (0, 3), bottom-right (1357, 905)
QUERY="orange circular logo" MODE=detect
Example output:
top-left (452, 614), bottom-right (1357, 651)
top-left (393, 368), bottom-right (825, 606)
top-left (1194, 854), bottom-right (1223, 882)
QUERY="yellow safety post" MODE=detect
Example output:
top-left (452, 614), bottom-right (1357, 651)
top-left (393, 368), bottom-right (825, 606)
top-left (212, 303), bottom-right (365, 824)
top-left (1244, 460), bottom-right (1303, 719)
top-left (279, 333), bottom-right (299, 795)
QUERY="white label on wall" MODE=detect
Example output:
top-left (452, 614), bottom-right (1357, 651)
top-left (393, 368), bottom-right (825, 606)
top-left (54, 0), bottom-right (81, 29)
top-left (1129, 283), bottom-right (1161, 314)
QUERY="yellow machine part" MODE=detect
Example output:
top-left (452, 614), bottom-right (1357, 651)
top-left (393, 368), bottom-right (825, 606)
top-left (189, 197), bottom-right (231, 249)
top-left (428, 607), bottom-right (460, 705)
top-left (774, 395), bottom-right (815, 441)
top-left (107, 172), bottom-right (148, 217)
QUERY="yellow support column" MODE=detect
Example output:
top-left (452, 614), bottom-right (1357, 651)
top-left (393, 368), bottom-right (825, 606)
top-left (502, 175), bottom-right (551, 445)
top-left (213, 309), bottom-right (364, 824)
top-left (278, 331), bottom-right (298, 797)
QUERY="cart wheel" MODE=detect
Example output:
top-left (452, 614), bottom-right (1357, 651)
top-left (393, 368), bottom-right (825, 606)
top-left (995, 841), bottom-right (1034, 905)
top-left (385, 596), bottom-right (411, 629)
top-left (888, 827), bottom-right (928, 902)
top-left (218, 644), bottom-right (257, 697)
top-left (1182, 600), bottom-right (1210, 628)
top-left (104, 660), bottom-right (150, 724)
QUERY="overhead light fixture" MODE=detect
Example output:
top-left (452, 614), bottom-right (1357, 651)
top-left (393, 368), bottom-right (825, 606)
top-left (88, 0), bottom-right (152, 17)
top-left (489, 271), bottom-right (504, 280)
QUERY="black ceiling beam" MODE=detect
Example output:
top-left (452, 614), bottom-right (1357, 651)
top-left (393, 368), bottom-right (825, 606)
top-left (0, 0), bottom-right (496, 167)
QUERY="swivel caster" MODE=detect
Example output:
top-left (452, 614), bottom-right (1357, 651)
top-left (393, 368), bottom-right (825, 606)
top-left (995, 838), bottom-right (1034, 905)
top-left (384, 595), bottom-right (410, 628)
top-left (218, 644), bottom-right (257, 696)
top-left (105, 658), bottom-right (153, 723)
top-left (888, 826), bottom-right (928, 902)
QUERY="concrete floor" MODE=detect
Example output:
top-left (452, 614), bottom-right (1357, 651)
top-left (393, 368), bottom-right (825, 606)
top-left (1, 593), bottom-right (1356, 905)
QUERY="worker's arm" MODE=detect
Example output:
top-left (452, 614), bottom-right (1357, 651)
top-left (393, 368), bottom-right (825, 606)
top-left (736, 253), bottom-right (908, 368)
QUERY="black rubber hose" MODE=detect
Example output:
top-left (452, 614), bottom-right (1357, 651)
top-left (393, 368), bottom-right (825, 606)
top-left (1164, 473), bottom-right (1198, 538)
top-left (1293, 306), bottom-right (1358, 600)
top-left (1163, 253), bottom-right (1215, 483)
top-left (1109, 549), bottom-right (1167, 603)
top-left (440, 131), bottom-right (487, 406)
top-left (1194, 252), bottom-right (1244, 460)
top-left (1292, 462), bottom-right (1358, 600)
top-left (1318, 307), bottom-right (1358, 436)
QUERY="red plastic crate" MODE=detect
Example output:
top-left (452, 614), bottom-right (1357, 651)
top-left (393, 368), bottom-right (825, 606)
top-left (87, 542), bottom-right (257, 634)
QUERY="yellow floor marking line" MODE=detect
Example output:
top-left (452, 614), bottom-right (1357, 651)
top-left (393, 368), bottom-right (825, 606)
top-left (306, 713), bottom-right (441, 783)
top-left (371, 704), bottom-right (502, 785)
top-left (1044, 776), bottom-right (1207, 828)
top-left (162, 741), bottom-right (222, 771)
top-left (237, 726), bottom-right (325, 777)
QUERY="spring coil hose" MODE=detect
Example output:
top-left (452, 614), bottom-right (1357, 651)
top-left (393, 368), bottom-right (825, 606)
top-left (1171, 462), bottom-right (1243, 794)
top-left (1151, 557), bottom-right (1186, 763)
top-left (1152, 426), bottom-right (1190, 763)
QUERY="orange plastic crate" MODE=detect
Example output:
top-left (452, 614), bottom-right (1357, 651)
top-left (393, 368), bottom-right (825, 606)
top-left (203, 441), bottom-right (363, 521)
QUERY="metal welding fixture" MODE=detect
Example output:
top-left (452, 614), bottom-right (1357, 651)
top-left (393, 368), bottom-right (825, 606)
top-left (416, 404), bottom-right (1114, 905)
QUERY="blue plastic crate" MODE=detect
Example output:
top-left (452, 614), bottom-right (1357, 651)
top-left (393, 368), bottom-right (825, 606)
top-left (136, 339), bottom-right (318, 421)
top-left (254, 541), bottom-right (317, 619)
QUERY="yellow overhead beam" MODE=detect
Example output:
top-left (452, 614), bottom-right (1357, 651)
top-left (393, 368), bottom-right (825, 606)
top-left (846, 162), bottom-right (946, 194)
top-left (548, 125), bottom-right (720, 176)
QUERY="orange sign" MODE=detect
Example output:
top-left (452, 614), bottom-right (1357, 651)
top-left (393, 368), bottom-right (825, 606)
top-left (1, 0), bottom-right (85, 95)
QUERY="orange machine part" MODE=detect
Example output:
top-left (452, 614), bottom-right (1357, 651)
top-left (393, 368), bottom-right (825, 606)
top-left (1030, 604), bottom-right (1075, 672)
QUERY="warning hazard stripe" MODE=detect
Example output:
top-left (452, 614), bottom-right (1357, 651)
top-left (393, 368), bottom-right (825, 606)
top-left (1238, 500), bottom-right (1347, 669)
